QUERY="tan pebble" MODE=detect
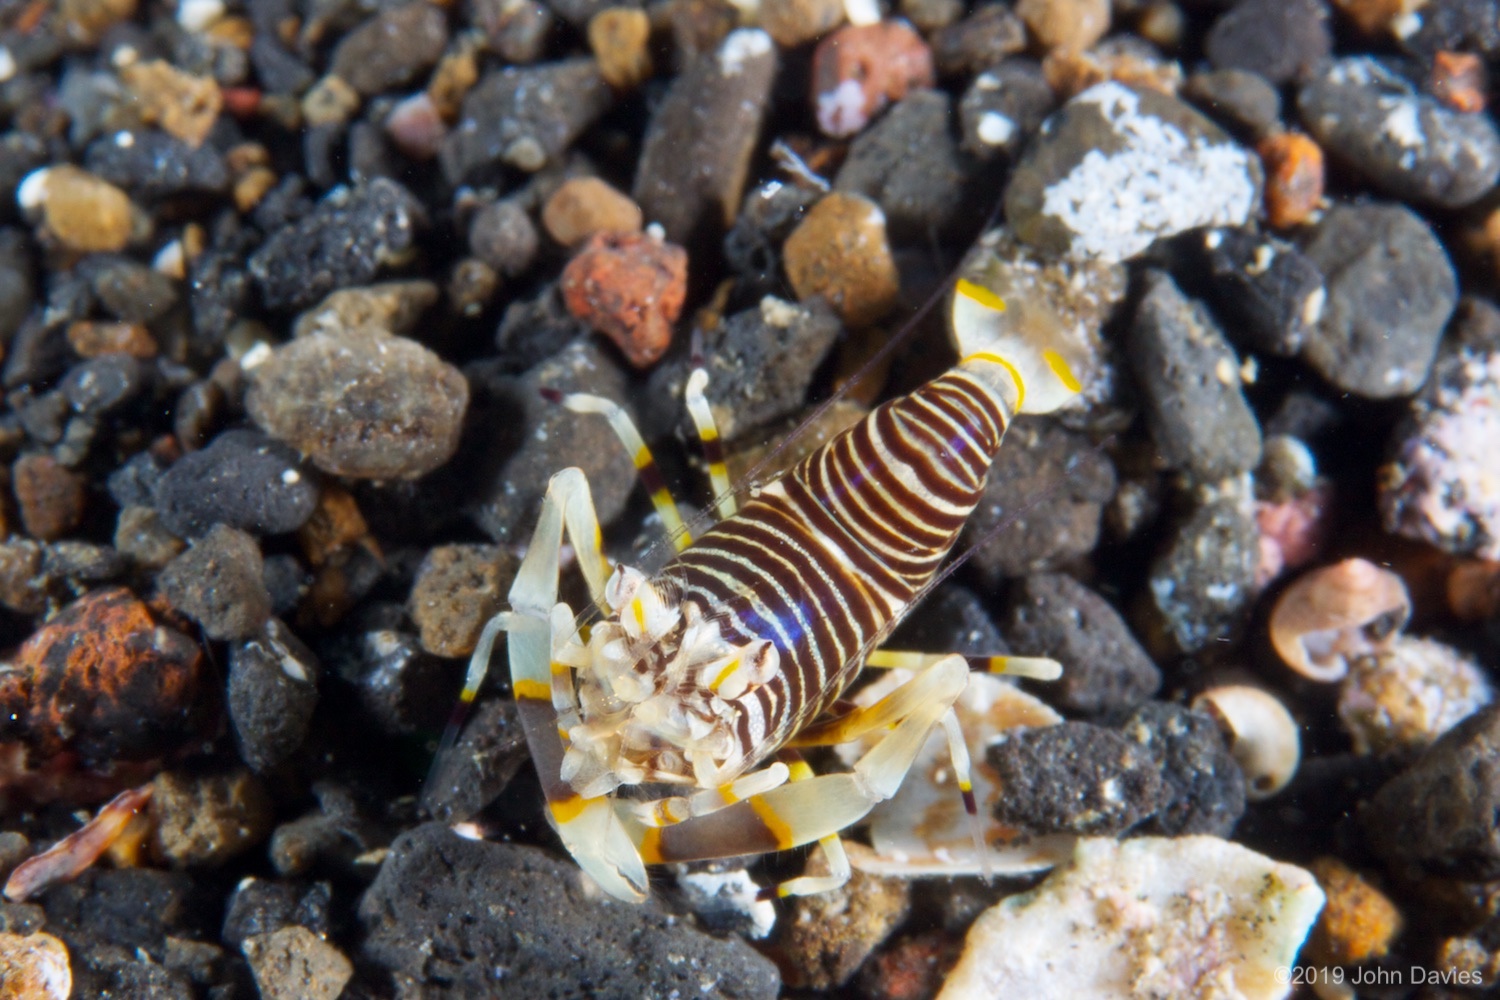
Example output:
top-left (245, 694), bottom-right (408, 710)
top-left (61, 0), bottom-right (137, 44)
top-left (1269, 558), bottom-right (1410, 682)
top-left (1042, 43), bottom-right (1183, 99)
top-left (67, 320), bottom-right (158, 359)
top-left (1338, 634), bottom-right (1492, 754)
top-left (1306, 857), bottom-right (1402, 966)
top-left (246, 330), bottom-right (469, 479)
top-left (543, 177), bottom-right (644, 246)
top-left (760, 0), bottom-right (844, 48)
top-left (151, 768), bottom-right (273, 868)
top-left (1192, 685), bottom-right (1300, 800)
top-left (783, 191), bottom-right (898, 328)
top-left (1017, 0), bottom-right (1111, 52)
top-left (448, 257), bottom-right (499, 316)
top-left (426, 41), bottom-right (481, 120)
top-left (206, 14), bottom-right (255, 47)
top-left (114, 505), bottom-right (186, 570)
top-left (120, 59), bottom-right (222, 148)
top-left (777, 842), bottom-right (911, 989)
top-left (292, 280), bottom-right (440, 340)
top-left (0, 930), bottom-right (71, 1000)
top-left (233, 166), bottom-right (278, 213)
top-left (242, 925), bottom-right (352, 1000)
top-left (589, 8), bottom-right (653, 90)
top-left (1136, 1), bottom-right (1184, 50)
top-left (301, 74), bottom-right (360, 128)
top-left (409, 544), bottom-right (514, 657)
top-left (26, 166), bottom-right (135, 254)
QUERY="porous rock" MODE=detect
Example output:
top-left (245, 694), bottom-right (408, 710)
top-left (358, 823), bottom-right (781, 999)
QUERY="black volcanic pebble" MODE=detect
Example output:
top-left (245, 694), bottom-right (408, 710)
top-left (1393, 0), bottom-right (1500, 59)
top-left (228, 618), bottom-right (321, 773)
top-left (1363, 705), bottom-right (1500, 879)
top-left (329, 1), bottom-right (449, 97)
top-left (835, 90), bottom-right (983, 241)
top-left (1298, 57), bottom-right (1500, 209)
top-left (1119, 701), bottom-right (1246, 837)
top-left (958, 59), bottom-right (1056, 161)
top-left (931, 3), bottom-right (1026, 77)
top-left (248, 178), bottom-right (425, 312)
top-left (1147, 498), bottom-right (1259, 654)
top-left (222, 879), bottom-right (333, 949)
top-left (1191, 227), bottom-right (1323, 358)
top-left (153, 429), bottom-right (319, 539)
top-left (886, 584), bottom-right (1007, 658)
top-left (644, 296), bottom-right (841, 443)
top-left (439, 59), bottom-right (613, 184)
top-left (1204, 0), bottom-right (1331, 85)
top-left (465, 339), bottom-right (637, 544)
top-left (359, 823), bottom-right (782, 1000)
top-left (1299, 202), bottom-right (1457, 399)
top-left (988, 722), bottom-right (1167, 836)
top-left (1127, 269), bottom-right (1263, 482)
top-left (1183, 69), bottom-right (1282, 140)
top-left (1002, 573), bottom-right (1161, 715)
top-left (159, 524), bottom-right (272, 640)
top-left (84, 129), bottom-right (229, 202)
top-left (420, 699), bottom-right (529, 824)
top-left (959, 417), bottom-right (1117, 584)
top-left (632, 30), bottom-right (777, 246)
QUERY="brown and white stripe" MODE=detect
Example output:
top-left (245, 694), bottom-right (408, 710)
top-left (660, 363), bottom-right (1011, 770)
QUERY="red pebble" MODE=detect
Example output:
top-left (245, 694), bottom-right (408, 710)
top-left (221, 86), bottom-right (262, 118)
top-left (811, 22), bottom-right (935, 138)
top-left (560, 231), bottom-right (688, 369)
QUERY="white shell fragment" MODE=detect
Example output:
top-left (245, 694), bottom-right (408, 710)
top-left (938, 837), bottom-right (1325, 1000)
top-left (835, 671), bottom-right (1074, 877)
top-left (1193, 685), bottom-right (1301, 800)
top-left (1269, 558), bottom-right (1411, 682)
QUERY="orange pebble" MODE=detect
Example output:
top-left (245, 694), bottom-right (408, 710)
top-left (1431, 51), bottom-right (1487, 113)
top-left (1259, 131), bottom-right (1324, 228)
top-left (1306, 857), bottom-right (1403, 966)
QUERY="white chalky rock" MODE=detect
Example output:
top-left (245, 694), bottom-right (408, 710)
top-left (1005, 81), bottom-right (1261, 263)
top-left (938, 836), bottom-right (1324, 1000)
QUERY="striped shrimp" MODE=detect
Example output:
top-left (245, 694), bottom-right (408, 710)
top-left (455, 277), bottom-right (1086, 902)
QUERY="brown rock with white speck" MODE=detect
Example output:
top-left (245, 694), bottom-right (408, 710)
top-left (633, 29), bottom-right (777, 244)
top-left (246, 329), bottom-right (469, 480)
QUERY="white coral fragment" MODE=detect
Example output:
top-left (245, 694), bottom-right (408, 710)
top-left (938, 837), bottom-right (1324, 1000)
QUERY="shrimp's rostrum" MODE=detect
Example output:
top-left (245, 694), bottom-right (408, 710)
top-left (457, 278), bottom-right (1084, 903)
